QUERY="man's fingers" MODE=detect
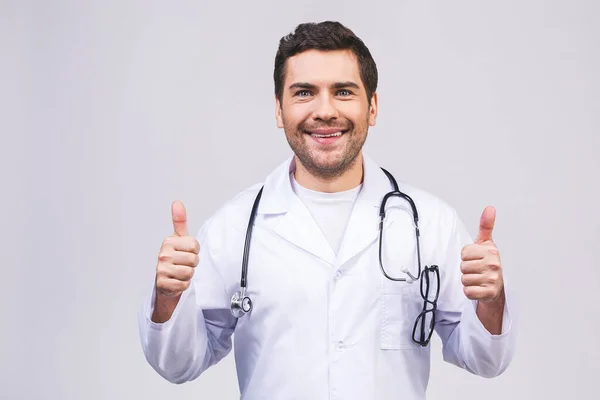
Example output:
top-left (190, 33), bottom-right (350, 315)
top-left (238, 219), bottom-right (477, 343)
top-left (156, 203), bottom-right (196, 301)
top-left (168, 264), bottom-right (196, 281)
top-left (475, 206), bottom-right (496, 243)
top-left (461, 271), bottom-right (500, 286)
top-left (158, 263), bottom-right (195, 280)
top-left (461, 273), bottom-right (481, 287)
top-left (463, 284), bottom-right (504, 302)
top-left (170, 251), bottom-right (199, 268)
top-left (164, 236), bottom-right (200, 254)
top-left (158, 249), bottom-right (199, 267)
top-left (156, 276), bottom-right (191, 295)
top-left (463, 285), bottom-right (494, 300)
top-left (172, 200), bottom-right (189, 237)
top-left (460, 244), bottom-right (489, 261)
top-left (460, 260), bottom-right (486, 274)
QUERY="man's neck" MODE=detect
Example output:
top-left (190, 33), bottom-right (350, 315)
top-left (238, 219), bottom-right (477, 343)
top-left (293, 153), bottom-right (364, 193)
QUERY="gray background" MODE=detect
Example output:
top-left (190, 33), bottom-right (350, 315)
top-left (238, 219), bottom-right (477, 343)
top-left (2, 0), bottom-right (599, 399)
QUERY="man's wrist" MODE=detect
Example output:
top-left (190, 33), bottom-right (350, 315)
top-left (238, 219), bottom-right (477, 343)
top-left (475, 287), bottom-right (506, 335)
top-left (151, 291), bottom-right (182, 323)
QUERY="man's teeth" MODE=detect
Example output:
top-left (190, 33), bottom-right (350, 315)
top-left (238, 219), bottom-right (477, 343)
top-left (311, 131), bottom-right (343, 138)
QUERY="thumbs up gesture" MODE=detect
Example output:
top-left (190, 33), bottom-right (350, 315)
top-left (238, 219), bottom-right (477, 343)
top-left (460, 206), bottom-right (504, 303)
top-left (155, 201), bottom-right (200, 299)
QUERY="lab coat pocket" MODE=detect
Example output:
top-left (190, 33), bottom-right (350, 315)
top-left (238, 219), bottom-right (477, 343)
top-left (380, 291), bottom-right (421, 350)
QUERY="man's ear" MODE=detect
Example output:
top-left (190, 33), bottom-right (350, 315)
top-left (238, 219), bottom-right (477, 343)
top-left (368, 92), bottom-right (378, 127)
top-left (275, 96), bottom-right (284, 128)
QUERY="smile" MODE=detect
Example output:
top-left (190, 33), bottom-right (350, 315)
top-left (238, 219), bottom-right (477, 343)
top-left (310, 131), bottom-right (344, 138)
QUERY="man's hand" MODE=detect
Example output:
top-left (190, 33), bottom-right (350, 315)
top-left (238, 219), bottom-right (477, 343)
top-left (460, 206), bottom-right (504, 302)
top-left (460, 206), bottom-right (506, 334)
top-left (152, 201), bottom-right (200, 323)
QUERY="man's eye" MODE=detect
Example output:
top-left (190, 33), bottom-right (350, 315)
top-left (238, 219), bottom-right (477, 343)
top-left (337, 89), bottom-right (352, 96)
top-left (296, 90), bottom-right (312, 97)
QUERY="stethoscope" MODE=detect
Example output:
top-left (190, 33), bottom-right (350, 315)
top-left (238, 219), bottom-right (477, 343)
top-left (230, 167), bottom-right (423, 318)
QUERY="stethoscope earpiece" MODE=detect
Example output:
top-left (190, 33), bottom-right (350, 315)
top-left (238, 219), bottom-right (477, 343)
top-left (400, 265), bottom-right (416, 283)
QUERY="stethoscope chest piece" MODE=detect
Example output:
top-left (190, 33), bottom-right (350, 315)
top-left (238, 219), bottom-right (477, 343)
top-left (231, 288), bottom-right (252, 318)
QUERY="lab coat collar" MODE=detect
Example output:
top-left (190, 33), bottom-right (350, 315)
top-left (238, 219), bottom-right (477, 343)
top-left (257, 152), bottom-right (394, 268)
top-left (257, 152), bottom-right (391, 215)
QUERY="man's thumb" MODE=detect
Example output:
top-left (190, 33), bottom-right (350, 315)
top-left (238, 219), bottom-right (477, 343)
top-left (171, 200), bottom-right (189, 237)
top-left (475, 206), bottom-right (496, 243)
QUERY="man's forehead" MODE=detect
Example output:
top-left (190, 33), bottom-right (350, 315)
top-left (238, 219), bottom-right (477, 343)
top-left (284, 49), bottom-right (362, 86)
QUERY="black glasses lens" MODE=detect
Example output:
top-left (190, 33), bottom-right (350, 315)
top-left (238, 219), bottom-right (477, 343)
top-left (413, 308), bottom-right (436, 345)
top-left (421, 266), bottom-right (440, 303)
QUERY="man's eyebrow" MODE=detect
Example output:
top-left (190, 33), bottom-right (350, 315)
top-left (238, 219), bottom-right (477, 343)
top-left (288, 82), bottom-right (317, 90)
top-left (288, 81), bottom-right (361, 91)
top-left (331, 81), bottom-right (360, 90)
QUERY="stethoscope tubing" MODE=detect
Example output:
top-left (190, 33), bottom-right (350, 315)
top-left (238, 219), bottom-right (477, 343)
top-left (232, 168), bottom-right (422, 317)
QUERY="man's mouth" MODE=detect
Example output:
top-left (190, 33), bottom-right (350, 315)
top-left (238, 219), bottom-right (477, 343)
top-left (309, 131), bottom-right (345, 138)
top-left (304, 128), bottom-right (349, 145)
top-left (304, 128), bottom-right (349, 136)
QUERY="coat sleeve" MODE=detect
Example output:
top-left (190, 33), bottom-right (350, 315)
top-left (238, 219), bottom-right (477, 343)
top-left (137, 217), bottom-right (237, 384)
top-left (433, 208), bottom-right (517, 378)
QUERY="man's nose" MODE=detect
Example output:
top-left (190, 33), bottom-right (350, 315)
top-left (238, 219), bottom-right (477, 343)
top-left (311, 94), bottom-right (339, 121)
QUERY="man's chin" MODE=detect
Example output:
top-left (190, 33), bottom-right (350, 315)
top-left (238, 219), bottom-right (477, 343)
top-left (303, 156), bottom-right (350, 177)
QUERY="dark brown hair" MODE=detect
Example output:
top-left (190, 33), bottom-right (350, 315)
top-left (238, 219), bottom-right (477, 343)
top-left (273, 21), bottom-right (378, 104)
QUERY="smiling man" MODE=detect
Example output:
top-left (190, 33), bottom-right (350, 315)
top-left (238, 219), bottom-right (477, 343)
top-left (138, 21), bottom-right (516, 399)
top-left (276, 47), bottom-right (376, 192)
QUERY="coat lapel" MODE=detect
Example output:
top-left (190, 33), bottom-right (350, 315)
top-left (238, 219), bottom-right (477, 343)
top-left (256, 153), bottom-right (397, 269)
top-left (272, 194), bottom-right (336, 266)
top-left (257, 156), bottom-right (336, 266)
top-left (336, 154), bottom-right (396, 268)
top-left (335, 201), bottom-right (381, 268)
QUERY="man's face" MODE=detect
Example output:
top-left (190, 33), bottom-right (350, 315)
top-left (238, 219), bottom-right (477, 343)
top-left (276, 49), bottom-right (378, 179)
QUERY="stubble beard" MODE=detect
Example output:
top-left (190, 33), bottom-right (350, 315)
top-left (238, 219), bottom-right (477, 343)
top-left (282, 115), bottom-right (369, 181)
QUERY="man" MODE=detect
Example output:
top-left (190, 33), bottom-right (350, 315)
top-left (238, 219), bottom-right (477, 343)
top-left (138, 21), bottom-right (516, 399)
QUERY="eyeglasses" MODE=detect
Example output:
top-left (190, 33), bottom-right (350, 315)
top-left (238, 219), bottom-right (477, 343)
top-left (378, 219), bottom-right (441, 346)
top-left (378, 168), bottom-right (441, 347)
top-left (412, 264), bottom-right (440, 346)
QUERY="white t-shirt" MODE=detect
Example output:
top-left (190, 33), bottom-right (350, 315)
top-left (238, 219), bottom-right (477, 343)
top-left (291, 172), bottom-right (362, 255)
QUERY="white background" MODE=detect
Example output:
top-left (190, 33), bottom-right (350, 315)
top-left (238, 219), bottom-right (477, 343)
top-left (2, 0), bottom-right (599, 398)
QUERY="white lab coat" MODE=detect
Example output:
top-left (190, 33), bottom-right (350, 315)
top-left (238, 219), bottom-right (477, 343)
top-left (138, 153), bottom-right (516, 400)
